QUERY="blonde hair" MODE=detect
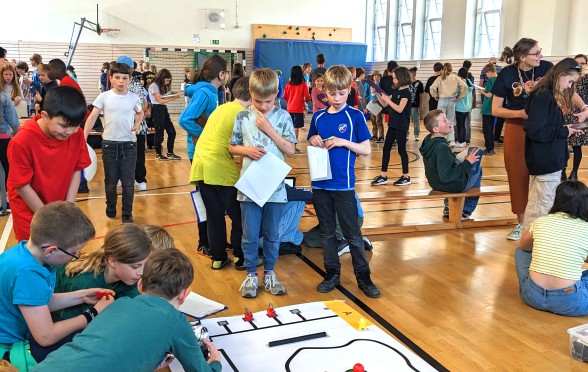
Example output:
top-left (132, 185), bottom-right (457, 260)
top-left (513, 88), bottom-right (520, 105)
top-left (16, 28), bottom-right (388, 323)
top-left (0, 64), bottom-right (22, 100)
top-left (37, 63), bottom-right (50, 74)
top-left (440, 63), bottom-right (453, 80)
top-left (423, 109), bottom-right (444, 133)
top-left (324, 65), bottom-right (352, 91)
top-left (144, 225), bottom-right (175, 251)
top-left (249, 68), bottom-right (278, 97)
top-left (65, 223), bottom-right (153, 276)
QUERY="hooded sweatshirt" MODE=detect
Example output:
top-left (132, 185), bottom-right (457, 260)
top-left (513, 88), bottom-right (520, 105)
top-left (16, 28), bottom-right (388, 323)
top-left (419, 135), bottom-right (472, 192)
top-left (7, 115), bottom-right (90, 240)
top-left (178, 82), bottom-right (219, 159)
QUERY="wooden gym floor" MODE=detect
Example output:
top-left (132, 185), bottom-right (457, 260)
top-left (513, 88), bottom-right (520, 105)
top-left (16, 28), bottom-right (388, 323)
top-left (1, 116), bottom-right (587, 371)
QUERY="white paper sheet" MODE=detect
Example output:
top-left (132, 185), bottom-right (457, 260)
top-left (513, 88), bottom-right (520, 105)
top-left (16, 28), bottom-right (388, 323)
top-left (234, 151), bottom-right (292, 207)
top-left (178, 291), bottom-right (227, 319)
top-left (190, 190), bottom-right (207, 222)
top-left (366, 100), bottom-right (382, 115)
top-left (307, 146), bottom-right (332, 181)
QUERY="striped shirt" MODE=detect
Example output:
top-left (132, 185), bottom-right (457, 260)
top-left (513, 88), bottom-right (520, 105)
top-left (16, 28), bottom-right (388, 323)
top-left (529, 213), bottom-right (588, 281)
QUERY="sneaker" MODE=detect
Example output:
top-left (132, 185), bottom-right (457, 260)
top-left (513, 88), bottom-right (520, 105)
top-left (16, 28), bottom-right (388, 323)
top-left (263, 271), bottom-right (286, 295)
top-left (234, 257), bottom-right (263, 271)
top-left (362, 236), bottom-right (373, 251)
top-left (106, 207), bottom-right (116, 219)
top-left (371, 175), bottom-right (388, 186)
top-left (393, 176), bottom-right (411, 186)
top-left (483, 149), bottom-right (495, 155)
top-left (496, 137), bottom-right (504, 143)
top-left (454, 142), bottom-right (465, 148)
top-left (392, 140), bottom-right (397, 147)
top-left (122, 213), bottom-right (133, 223)
top-left (357, 278), bottom-right (381, 298)
top-left (117, 180), bottom-right (122, 187)
top-left (197, 245), bottom-right (212, 257)
top-left (442, 207), bottom-right (449, 219)
top-left (370, 136), bottom-right (376, 141)
top-left (337, 241), bottom-right (350, 256)
top-left (461, 211), bottom-right (471, 220)
top-left (415, 136), bottom-right (419, 141)
top-left (449, 141), bottom-right (456, 148)
top-left (507, 224), bottom-right (523, 241)
top-left (78, 184), bottom-right (89, 193)
top-left (156, 154), bottom-right (169, 161)
top-left (240, 274), bottom-right (259, 298)
top-left (376, 137), bottom-right (384, 143)
top-left (0, 209), bottom-right (10, 217)
top-left (295, 147), bottom-right (301, 154)
top-left (317, 271), bottom-right (341, 293)
top-left (211, 257), bottom-right (232, 270)
top-left (167, 153), bottom-right (182, 160)
top-left (137, 182), bottom-right (147, 191)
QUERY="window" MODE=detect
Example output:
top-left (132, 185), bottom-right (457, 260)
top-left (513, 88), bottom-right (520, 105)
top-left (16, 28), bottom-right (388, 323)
top-left (373, 0), bottom-right (389, 61)
top-left (474, 0), bottom-right (502, 57)
top-left (396, 0), bottom-right (414, 60)
top-left (423, 0), bottom-right (443, 59)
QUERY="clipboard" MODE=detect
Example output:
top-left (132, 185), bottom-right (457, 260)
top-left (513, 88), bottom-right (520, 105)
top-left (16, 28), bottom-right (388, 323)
top-left (365, 79), bottom-right (386, 95)
top-left (190, 190), bottom-right (207, 222)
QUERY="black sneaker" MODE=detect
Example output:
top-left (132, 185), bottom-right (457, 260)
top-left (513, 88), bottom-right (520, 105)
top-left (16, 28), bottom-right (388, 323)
top-left (376, 137), bottom-right (384, 143)
top-left (106, 207), bottom-right (116, 218)
top-left (122, 213), bottom-right (133, 223)
top-left (461, 211), bottom-right (471, 220)
top-left (371, 175), bottom-right (388, 186)
top-left (393, 176), bottom-right (411, 186)
top-left (362, 236), bottom-right (373, 251)
top-left (156, 154), bottom-right (169, 161)
top-left (358, 278), bottom-right (381, 298)
top-left (167, 153), bottom-right (182, 160)
top-left (442, 207), bottom-right (449, 219)
top-left (337, 240), bottom-right (350, 256)
top-left (234, 257), bottom-right (263, 271)
top-left (197, 245), bottom-right (212, 258)
top-left (279, 242), bottom-right (302, 255)
top-left (317, 271), bottom-right (341, 293)
top-left (78, 184), bottom-right (89, 193)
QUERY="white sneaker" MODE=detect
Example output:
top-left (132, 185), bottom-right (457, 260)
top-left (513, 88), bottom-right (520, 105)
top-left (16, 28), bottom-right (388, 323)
top-left (240, 274), bottom-right (259, 298)
top-left (137, 182), bottom-right (147, 191)
top-left (454, 142), bottom-right (465, 148)
top-left (117, 180), bottom-right (122, 187)
top-left (507, 224), bottom-right (523, 241)
top-left (263, 271), bottom-right (286, 295)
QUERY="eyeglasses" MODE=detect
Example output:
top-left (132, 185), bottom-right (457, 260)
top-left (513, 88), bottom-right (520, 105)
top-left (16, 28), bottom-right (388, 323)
top-left (41, 245), bottom-right (80, 261)
top-left (573, 65), bottom-right (583, 72)
top-left (527, 49), bottom-right (542, 58)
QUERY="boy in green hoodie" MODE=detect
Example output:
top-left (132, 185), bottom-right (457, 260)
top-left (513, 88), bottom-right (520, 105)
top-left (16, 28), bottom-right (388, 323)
top-left (419, 109), bottom-right (482, 219)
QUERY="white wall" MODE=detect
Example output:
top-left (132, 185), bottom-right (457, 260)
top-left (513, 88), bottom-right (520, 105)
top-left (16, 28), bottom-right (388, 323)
top-left (1, 0), bottom-right (367, 49)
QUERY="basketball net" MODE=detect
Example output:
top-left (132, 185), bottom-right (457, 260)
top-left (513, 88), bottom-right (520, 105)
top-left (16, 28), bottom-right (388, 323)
top-left (100, 28), bottom-right (120, 38)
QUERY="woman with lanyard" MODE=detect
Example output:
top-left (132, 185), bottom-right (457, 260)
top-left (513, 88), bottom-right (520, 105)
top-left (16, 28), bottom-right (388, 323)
top-left (492, 38), bottom-right (588, 241)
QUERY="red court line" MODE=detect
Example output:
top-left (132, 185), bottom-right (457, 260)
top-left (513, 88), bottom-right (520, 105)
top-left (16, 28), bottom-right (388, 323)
top-left (91, 220), bottom-right (197, 241)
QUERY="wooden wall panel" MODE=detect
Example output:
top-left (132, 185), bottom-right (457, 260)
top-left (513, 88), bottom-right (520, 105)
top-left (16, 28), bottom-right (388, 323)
top-left (251, 24), bottom-right (352, 48)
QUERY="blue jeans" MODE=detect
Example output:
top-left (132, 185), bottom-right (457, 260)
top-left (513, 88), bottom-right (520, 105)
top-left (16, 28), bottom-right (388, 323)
top-left (312, 189), bottom-right (370, 276)
top-left (444, 148), bottom-right (483, 214)
top-left (437, 98), bottom-right (456, 142)
top-left (241, 201), bottom-right (284, 273)
top-left (102, 141), bottom-right (137, 214)
top-left (514, 248), bottom-right (588, 316)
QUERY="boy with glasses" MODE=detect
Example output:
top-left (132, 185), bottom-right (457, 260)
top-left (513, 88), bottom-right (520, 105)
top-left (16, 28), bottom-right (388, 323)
top-left (0, 202), bottom-right (114, 369)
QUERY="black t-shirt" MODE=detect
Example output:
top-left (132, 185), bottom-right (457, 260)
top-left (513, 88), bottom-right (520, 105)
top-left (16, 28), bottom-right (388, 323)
top-left (408, 80), bottom-right (424, 107)
top-left (492, 60), bottom-right (553, 110)
top-left (388, 88), bottom-right (411, 129)
top-left (424, 75), bottom-right (439, 110)
top-left (131, 71), bottom-right (142, 80)
top-left (142, 71), bottom-right (156, 90)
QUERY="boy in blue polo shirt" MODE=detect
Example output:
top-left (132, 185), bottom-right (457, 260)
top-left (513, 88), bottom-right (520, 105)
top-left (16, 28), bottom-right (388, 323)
top-left (307, 65), bottom-right (380, 298)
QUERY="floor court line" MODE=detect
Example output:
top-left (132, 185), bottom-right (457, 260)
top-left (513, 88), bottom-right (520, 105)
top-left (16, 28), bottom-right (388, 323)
top-left (0, 214), bottom-right (13, 253)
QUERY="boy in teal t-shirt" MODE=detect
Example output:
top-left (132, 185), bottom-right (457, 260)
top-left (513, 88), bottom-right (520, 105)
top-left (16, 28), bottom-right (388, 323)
top-left (480, 63), bottom-right (498, 154)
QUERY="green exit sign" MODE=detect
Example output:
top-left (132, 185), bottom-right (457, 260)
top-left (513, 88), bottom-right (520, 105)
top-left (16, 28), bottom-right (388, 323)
top-left (211, 39), bottom-right (220, 45)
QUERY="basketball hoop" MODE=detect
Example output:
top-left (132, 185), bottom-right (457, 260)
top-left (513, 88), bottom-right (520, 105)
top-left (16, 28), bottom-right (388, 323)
top-left (100, 28), bottom-right (120, 38)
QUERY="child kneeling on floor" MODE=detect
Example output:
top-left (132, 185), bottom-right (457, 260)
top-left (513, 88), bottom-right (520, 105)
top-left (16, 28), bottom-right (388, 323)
top-left (419, 109), bottom-right (482, 219)
top-left (33, 249), bottom-right (222, 371)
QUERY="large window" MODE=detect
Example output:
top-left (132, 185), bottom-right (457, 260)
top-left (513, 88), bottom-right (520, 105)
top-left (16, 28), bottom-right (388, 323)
top-left (373, 0), bottom-right (389, 61)
top-left (396, 0), bottom-right (414, 60)
top-left (474, 0), bottom-right (502, 57)
top-left (423, 0), bottom-right (443, 60)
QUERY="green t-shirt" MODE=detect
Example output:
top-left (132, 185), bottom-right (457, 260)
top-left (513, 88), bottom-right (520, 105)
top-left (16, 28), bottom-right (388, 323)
top-left (481, 77), bottom-right (496, 116)
top-left (33, 295), bottom-right (222, 372)
top-left (54, 265), bottom-right (139, 320)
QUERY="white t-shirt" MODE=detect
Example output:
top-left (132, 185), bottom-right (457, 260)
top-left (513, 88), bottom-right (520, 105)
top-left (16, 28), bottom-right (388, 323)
top-left (92, 89), bottom-right (141, 142)
top-left (148, 83), bottom-right (165, 105)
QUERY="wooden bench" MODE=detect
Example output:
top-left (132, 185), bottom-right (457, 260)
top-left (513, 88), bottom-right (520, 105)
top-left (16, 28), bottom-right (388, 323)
top-left (356, 185), bottom-right (516, 236)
